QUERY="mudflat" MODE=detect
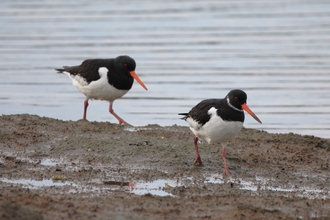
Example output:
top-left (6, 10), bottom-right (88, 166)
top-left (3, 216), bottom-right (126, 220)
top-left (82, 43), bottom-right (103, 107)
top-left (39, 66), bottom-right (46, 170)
top-left (0, 114), bottom-right (330, 219)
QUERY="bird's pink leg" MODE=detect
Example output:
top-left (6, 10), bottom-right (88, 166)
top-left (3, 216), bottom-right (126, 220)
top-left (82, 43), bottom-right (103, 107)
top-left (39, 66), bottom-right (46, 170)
top-left (193, 136), bottom-right (202, 165)
top-left (83, 99), bottom-right (89, 120)
top-left (109, 102), bottom-right (131, 126)
top-left (221, 147), bottom-right (231, 176)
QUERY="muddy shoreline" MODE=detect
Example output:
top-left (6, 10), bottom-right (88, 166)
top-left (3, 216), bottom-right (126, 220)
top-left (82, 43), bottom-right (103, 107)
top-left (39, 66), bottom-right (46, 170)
top-left (1, 114), bottom-right (330, 219)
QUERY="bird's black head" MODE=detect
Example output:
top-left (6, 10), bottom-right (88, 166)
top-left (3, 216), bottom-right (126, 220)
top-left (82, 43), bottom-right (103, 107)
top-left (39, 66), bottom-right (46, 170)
top-left (113, 55), bottom-right (148, 91)
top-left (115, 55), bottom-right (136, 73)
top-left (226, 89), bottom-right (247, 110)
top-left (226, 89), bottom-right (262, 124)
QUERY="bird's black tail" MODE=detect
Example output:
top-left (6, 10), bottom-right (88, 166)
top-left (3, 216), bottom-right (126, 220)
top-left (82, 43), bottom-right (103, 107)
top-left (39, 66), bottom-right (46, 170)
top-left (55, 68), bottom-right (65, 73)
top-left (178, 113), bottom-right (188, 120)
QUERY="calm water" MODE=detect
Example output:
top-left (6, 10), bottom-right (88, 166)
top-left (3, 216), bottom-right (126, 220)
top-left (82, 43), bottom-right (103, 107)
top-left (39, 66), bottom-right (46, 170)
top-left (1, 0), bottom-right (330, 138)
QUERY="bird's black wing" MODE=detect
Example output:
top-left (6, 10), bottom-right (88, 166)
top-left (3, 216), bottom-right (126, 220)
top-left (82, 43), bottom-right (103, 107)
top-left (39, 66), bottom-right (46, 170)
top-left (179, 99), bottom-right (222, 126)
top-left (56, 59), bottom-right (114, 84)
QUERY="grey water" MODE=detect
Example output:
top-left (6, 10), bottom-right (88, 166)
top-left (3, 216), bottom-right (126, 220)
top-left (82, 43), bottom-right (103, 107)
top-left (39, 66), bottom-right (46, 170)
top-left (1, 0), bottom-right (330, 138)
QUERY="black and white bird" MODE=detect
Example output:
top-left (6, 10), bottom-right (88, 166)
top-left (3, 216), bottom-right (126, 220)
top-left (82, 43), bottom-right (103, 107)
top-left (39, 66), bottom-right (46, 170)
top-left (55, 55), bottom-right (147, 125)
top-left (179, 89), bottom-right (262, 175)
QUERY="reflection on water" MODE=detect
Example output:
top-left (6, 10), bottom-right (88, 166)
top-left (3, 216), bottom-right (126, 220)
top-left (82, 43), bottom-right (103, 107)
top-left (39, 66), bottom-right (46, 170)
top-left (1, 0), bottom-right (330, 138)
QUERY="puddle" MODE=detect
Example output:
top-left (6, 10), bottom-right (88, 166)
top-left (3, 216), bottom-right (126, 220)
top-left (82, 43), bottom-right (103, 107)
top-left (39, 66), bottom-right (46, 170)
top-left (1, 156), bottom-right (329, 198)
top-left (131, 179), bottom-right (181, 197)
top-left (0, 178), bottom-right (73, 188)
top-left (206, 174), bottom-right (329, 199)
top-left (0, 175), bottom-right (328, 198)
top-left (0, 177), bottom-right (176, 197)
top-left (40, 158), bottom-right (62, 166)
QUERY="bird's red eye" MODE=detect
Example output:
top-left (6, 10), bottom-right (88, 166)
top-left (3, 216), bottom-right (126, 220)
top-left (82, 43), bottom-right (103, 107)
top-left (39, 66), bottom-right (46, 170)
top-left (235, 97), bottom-right (239, 101)
top-left (123, 63), bottom-right (128, 67)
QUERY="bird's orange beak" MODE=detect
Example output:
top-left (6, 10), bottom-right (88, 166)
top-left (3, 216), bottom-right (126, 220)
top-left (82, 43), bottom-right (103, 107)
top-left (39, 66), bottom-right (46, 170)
top-left (130, 71), bottom-right (148, 90)
top-left (241, 103), bottom-right (262, 124)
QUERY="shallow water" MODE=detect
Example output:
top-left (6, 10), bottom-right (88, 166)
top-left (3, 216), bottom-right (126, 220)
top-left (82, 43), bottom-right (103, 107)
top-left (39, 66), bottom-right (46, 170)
top-left (1, 175), bottom-right (328, 199)
top-left (2, 156), bottom-right (328, 199)
top-left (1, 0), bottom-right (330, 138)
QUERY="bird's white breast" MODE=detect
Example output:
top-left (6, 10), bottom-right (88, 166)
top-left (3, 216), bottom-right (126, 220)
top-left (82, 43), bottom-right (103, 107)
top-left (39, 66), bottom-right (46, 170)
top-left (187, 107), bottom-right (243, 144)
top-left (64, 67), bottom-right (128, 102)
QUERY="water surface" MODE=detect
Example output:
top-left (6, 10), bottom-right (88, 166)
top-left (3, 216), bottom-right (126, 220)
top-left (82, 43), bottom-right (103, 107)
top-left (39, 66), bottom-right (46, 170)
top-left (1, 0), bottom-right (330, 138)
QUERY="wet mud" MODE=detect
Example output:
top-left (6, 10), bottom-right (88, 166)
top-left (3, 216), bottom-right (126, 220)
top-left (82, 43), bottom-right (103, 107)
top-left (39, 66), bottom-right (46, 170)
top-left (1, 114), bottom-right (330, 219)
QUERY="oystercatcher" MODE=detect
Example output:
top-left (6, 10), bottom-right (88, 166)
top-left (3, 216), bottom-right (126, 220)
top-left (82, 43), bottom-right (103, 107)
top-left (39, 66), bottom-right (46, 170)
top-left (55, 55), bottom-right (147, 125)
top-left (179, 89), bottom-right (262, 175)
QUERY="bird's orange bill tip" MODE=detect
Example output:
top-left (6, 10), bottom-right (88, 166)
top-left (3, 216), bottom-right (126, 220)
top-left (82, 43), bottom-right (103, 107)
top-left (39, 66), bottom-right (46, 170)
top-left (130, 71), bottom-right (148, 90)
top-left (241, 103), bottom-right (262, 124)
